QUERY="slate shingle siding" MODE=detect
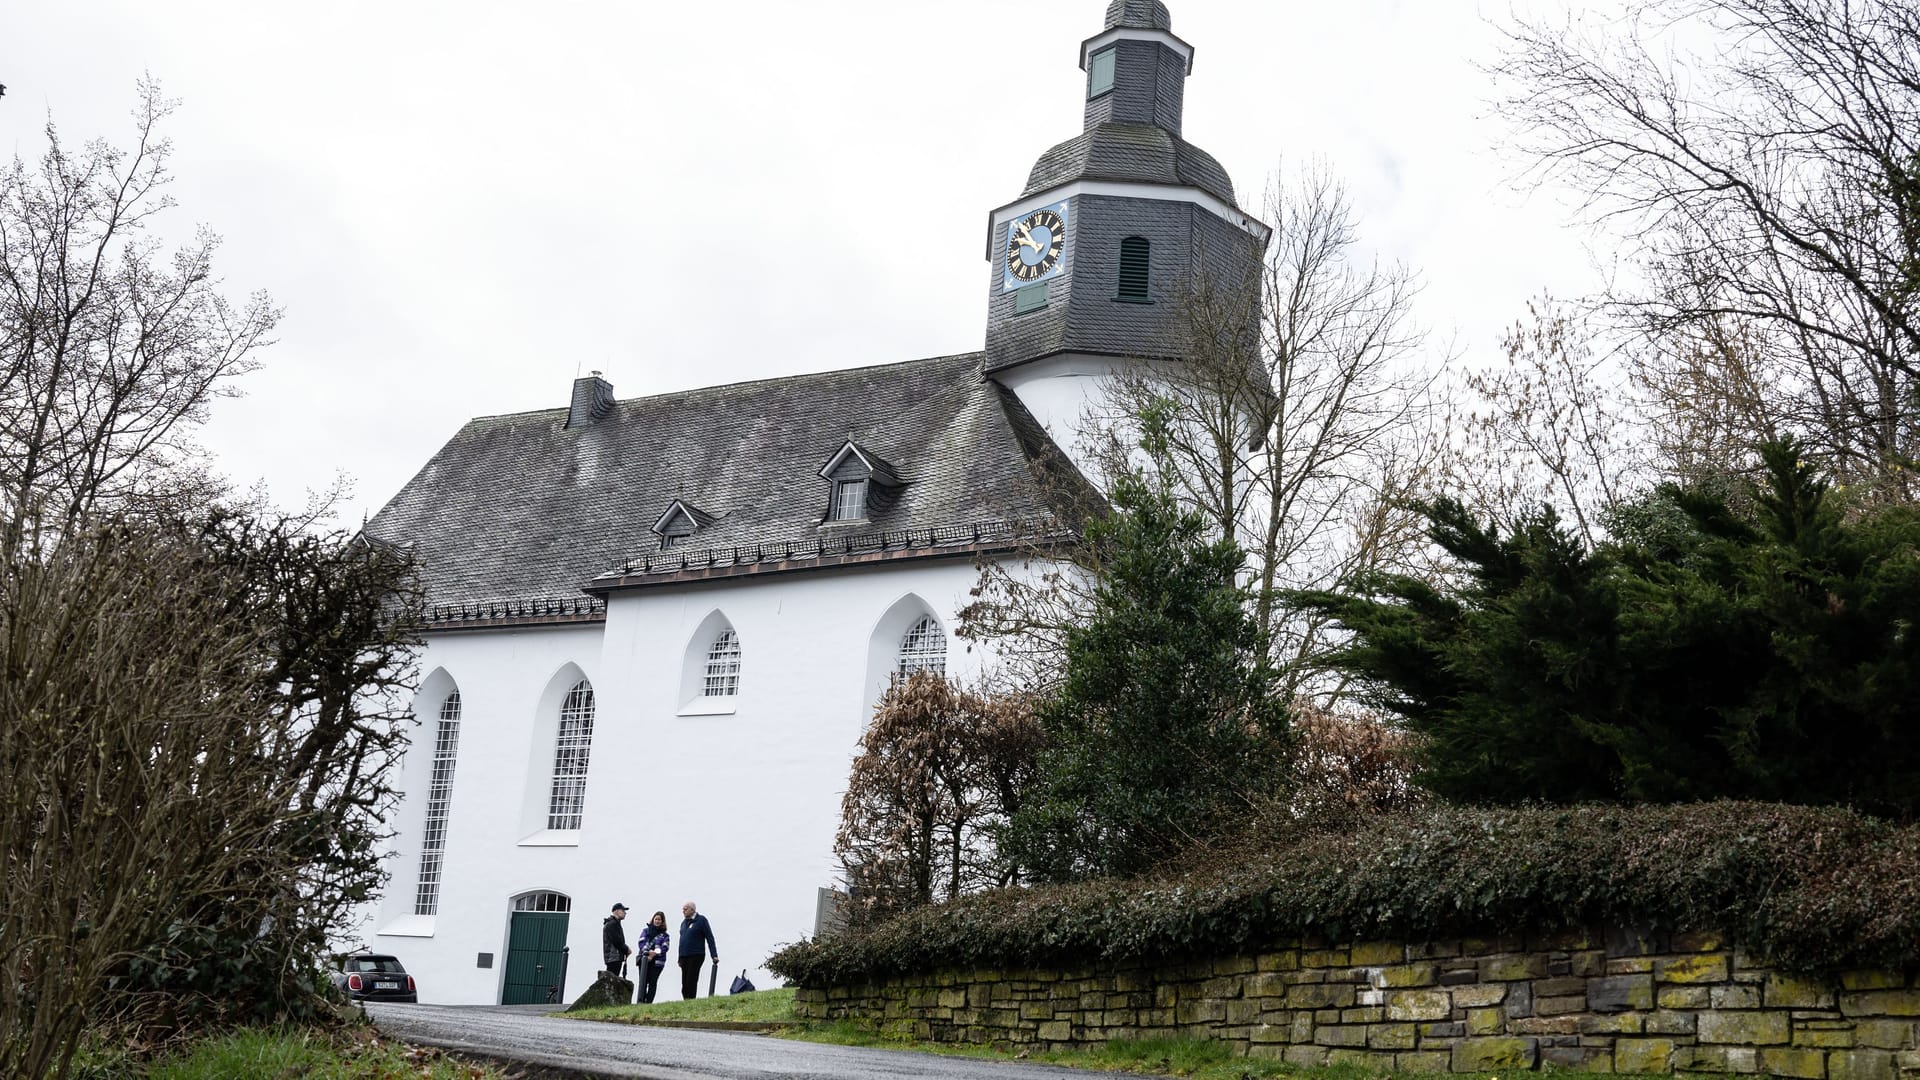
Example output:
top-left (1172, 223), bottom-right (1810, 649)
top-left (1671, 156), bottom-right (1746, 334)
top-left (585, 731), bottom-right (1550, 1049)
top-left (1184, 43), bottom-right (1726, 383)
top-left (364, 354), bottom-right (1093, 610)
top-left (985, 195), bottom-right (1262, 372)
top-left (1022, 124), bottom-right (1233, 205)
top-left (1083, 40), bottom-right (1187, 135)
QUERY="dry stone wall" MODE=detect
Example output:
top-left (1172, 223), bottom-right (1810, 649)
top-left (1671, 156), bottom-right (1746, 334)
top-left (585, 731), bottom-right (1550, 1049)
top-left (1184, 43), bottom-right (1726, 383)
top-left (793, 929), bottom-right (1920, 1076)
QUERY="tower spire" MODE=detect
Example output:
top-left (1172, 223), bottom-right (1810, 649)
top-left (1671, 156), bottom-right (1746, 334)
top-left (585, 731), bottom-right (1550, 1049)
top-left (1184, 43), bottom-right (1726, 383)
top-left (1080, 0), bottom-right (1193, 135)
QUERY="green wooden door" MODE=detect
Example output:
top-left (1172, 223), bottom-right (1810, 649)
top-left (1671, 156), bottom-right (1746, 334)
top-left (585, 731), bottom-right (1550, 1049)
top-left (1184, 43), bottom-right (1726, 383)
top-left (501, 911), bottom-right (570, 1005)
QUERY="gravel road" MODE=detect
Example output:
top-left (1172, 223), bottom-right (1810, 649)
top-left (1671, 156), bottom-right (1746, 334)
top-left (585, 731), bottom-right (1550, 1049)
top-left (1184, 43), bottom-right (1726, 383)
top-left (367, 1003), bottom-right (1124, 1080)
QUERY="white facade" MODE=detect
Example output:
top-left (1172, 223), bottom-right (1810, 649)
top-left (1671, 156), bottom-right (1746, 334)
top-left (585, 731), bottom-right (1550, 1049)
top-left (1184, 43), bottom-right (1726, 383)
top-left (358, 0), bottom-right (1264, 1007)
top-left (368, 558), bottom-right (988, 1005)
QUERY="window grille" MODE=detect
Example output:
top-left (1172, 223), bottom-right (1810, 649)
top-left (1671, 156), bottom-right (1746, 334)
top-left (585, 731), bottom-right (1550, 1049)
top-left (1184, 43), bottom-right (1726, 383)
top-left (831, 479), bottom-right (868, 521)
top-left (1117, 236), bottom-right (1151, 302)
top-left (703, 628), bottom-right (741, 697)
top-left (413, 690), bottom-right (462, 916)
top-left (512, 891), bottom-right (571, 912)
top-left (897, 615), bottom-right (948, 678)
top-left (546, 680), bottom-right (595, 831)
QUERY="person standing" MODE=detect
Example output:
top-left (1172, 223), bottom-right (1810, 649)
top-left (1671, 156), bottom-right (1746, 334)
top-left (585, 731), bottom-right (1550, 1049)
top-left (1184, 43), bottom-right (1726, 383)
top-left (637, 910), bottom-right (671, 1005)
top-left (602, 902), bottom-right (631, 976)
top-left (677, 901), bottom-right (718, 999)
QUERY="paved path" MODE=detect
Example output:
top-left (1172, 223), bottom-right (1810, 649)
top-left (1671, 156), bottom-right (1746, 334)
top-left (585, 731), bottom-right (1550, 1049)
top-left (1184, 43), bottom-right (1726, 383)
top-left (367, 1003), bottom-right (1120, 1080)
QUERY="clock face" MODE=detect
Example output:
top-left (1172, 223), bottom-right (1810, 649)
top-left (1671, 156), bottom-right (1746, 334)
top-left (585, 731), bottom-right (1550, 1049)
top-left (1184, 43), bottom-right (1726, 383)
top-left (1004, 206), bottom-right (1067, 287)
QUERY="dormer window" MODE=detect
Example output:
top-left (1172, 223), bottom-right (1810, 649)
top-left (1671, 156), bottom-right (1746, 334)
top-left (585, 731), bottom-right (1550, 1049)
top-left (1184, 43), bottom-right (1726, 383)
top-left (651, 500), bottom-right (714, 551)
top-left (818, 441), bottom-right (902, 525)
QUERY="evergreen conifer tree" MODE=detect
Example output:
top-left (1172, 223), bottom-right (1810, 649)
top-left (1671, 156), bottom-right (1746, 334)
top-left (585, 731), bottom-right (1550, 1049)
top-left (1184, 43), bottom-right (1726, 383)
top-left (1006, 464), bottom-right (1290, 882)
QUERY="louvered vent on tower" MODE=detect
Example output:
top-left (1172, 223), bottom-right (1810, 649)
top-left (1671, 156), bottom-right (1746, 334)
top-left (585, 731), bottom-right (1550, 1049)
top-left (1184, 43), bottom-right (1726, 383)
top-left (1117, 236), bottom-right (1151, 302)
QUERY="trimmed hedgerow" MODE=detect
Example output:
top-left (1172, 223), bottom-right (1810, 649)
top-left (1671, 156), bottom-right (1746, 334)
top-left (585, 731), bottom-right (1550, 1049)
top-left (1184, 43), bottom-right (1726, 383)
top-left (770, 802), bottom-right (1920, 986)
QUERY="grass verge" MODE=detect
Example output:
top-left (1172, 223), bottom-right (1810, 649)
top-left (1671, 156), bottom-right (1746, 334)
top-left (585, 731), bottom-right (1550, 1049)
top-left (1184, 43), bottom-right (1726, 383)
top-left (562, 986), bottom-right (799, 1024)
top-left (564, 996), bottom-right (1620, 1080)
top-left (74, 1027), bottom-right (513, 1079)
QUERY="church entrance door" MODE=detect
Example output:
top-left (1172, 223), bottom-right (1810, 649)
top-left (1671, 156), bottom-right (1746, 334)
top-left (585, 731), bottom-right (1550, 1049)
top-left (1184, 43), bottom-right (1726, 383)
top-left (501, 892), bottom-right (572, 1005)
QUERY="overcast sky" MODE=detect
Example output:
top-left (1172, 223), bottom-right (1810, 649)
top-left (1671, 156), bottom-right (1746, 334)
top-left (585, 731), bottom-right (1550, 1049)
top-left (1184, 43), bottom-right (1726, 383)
top-left (3, 0), bottom-right (1598, 525)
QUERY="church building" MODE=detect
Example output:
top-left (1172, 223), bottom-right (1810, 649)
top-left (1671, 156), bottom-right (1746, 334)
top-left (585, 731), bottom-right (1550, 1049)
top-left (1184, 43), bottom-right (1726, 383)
top-left (363, 0), bottom-right (1268, 1004)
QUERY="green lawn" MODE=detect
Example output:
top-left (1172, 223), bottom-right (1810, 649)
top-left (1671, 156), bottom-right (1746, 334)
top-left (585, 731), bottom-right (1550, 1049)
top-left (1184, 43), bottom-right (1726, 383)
top-left (73, 1027), bottom-right (511, 1079)
top-left (563, 986), bottom-right (800, 1024)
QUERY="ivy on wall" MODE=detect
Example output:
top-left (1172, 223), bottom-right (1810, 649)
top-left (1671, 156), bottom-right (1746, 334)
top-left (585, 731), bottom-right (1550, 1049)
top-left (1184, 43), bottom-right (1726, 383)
top-left (770, 802), bottom-right (1920, 986)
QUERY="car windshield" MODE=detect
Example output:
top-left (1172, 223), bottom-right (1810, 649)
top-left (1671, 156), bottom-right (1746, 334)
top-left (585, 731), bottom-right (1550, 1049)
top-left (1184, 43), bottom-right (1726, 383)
top-left (347, 957), bottom-right (404, 974)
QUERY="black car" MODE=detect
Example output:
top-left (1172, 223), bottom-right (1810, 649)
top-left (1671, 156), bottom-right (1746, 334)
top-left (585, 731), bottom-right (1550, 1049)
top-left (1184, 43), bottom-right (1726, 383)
top-left (333, 952), bottom-right (417, 1003)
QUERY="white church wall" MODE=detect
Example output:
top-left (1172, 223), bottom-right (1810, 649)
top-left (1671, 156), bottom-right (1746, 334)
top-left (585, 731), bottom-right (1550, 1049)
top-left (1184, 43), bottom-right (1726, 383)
top-left (998, 351), bottom-right (1179, 484)
top-left (370, 558), bottom-right (987, 1005)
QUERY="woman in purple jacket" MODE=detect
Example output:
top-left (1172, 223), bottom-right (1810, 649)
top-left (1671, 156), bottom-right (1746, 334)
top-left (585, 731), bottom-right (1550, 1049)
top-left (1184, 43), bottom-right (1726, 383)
top-left (636, 911), bottom-right (671, 1004)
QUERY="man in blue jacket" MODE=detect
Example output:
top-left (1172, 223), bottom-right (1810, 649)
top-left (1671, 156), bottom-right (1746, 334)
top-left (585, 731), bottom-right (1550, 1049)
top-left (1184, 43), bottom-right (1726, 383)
top-left (677, 900), bottom-right (718, 999)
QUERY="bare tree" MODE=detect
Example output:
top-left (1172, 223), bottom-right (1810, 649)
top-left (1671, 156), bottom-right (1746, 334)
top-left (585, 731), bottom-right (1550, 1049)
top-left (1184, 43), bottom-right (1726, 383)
top-left (0, 78), bottom-right (277, 543)
top-left (0, 85), bottom-right (420, 1077)
top-left (1448, 297), bottom-right (1638, 546)
top-left (1093, 164), bottom-right (1444, 698)
top-left (1493, 0), bottom-right (1920, 500)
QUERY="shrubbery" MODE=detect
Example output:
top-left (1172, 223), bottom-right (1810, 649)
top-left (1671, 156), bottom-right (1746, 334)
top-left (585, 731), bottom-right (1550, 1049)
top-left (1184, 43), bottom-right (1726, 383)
top-left (770, 801), bottom-right (1920, 986)
top-left (1293, 443), bottom-right (1920, 816)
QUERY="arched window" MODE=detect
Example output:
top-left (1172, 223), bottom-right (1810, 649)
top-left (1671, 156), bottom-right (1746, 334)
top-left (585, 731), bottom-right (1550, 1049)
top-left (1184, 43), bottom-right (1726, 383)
top-left (512, 891), bottom-right (571, 912)
top-left (703, 628), bottom-right (741, 697)
top-left (1117, 236), bottom-right (1151, 302)
top-left (413, 689), bottom-right (462, 916)
top-left (897, 616), bottom-right (948, 678)
top-left (546, 680), bottom-right (595, 831)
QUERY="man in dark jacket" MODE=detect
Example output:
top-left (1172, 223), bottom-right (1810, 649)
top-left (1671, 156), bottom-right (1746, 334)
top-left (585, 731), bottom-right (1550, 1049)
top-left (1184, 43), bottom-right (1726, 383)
top-left (602, 902), bottom-right (631, 975)
top-left (677, 901), bottom-right (718, 999)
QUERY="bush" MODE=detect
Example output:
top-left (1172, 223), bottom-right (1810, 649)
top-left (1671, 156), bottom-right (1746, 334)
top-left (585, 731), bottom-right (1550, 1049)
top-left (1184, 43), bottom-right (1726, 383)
top-left (836, 675), bottom-right (1041, 923)
top-left (769, 801), bottom-right (1920, 985)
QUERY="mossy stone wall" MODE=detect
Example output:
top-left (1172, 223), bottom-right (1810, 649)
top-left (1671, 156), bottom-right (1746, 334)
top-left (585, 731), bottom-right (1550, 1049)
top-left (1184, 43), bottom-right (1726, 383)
top-left (793, 929), bottom-right (1920, 1076)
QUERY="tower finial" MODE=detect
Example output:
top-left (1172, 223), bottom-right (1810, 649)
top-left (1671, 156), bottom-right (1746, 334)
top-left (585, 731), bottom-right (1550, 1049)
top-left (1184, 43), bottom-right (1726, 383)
top-left (1104, 0), bottom-right (1171, 30)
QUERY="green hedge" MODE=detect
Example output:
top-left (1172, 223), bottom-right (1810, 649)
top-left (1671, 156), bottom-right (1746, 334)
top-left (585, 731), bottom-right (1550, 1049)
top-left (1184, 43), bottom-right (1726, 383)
top-left (769, 802), bottom-right (1920, 986)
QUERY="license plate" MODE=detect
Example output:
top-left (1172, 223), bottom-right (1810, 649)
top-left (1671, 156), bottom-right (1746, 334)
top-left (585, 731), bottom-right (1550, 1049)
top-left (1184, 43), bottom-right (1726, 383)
top-left (376, 981), bottom-right (399, 989)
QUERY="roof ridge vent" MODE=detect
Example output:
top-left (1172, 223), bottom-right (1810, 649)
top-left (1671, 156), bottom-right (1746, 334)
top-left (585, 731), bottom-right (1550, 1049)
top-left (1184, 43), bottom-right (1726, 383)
top-left (566, 370), bottom-right (615, 429)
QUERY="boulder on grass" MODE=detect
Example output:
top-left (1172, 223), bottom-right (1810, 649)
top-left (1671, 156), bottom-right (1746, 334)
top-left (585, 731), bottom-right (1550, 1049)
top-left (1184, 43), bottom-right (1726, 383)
top-left (567, 971), bottom-right (634, 1011)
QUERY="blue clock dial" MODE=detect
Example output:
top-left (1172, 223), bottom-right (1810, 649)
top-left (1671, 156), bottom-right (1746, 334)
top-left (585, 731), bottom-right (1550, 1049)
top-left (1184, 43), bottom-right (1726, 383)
top-left (1005, 207), bottom-right (1067, 284)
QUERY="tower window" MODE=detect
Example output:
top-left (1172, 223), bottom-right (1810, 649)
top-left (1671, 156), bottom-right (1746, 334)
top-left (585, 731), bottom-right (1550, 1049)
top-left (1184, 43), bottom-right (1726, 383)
top-left (831, 478), bottom-right (869, 521)
top-left (1117, 236), bottom-right (1151, 302)
top-left (1014, 282), bottom-right (1050, 315)
top-left (1088, 47), bottom-right (1116, 98)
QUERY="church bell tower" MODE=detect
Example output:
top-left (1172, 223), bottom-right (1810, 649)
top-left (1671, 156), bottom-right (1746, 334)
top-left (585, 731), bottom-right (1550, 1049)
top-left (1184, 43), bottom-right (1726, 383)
top-left (984, 1), bottom-right (1270, 465)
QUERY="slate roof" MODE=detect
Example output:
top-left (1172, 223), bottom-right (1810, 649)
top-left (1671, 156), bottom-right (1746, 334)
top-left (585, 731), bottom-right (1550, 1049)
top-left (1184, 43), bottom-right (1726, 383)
top-left (364, 353), bottom-right (1097, 614)
top-left (1024, 123), bottom-right (1235, 206)
top-left (1106, 0), bottom-right (1173, 30)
